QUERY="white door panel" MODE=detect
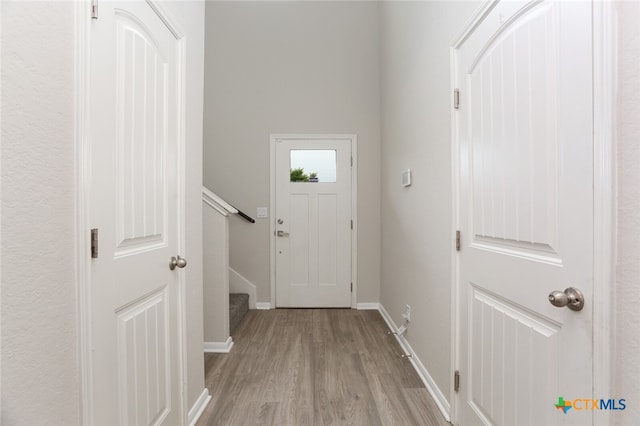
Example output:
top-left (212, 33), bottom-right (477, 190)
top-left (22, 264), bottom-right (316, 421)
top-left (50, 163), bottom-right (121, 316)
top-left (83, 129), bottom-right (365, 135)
top-left (275, 138), bottom-right (352, 307)
top-left (89, 1), bottom-right (184, 424)
top-left (455, 1), bottom-right (593, 425)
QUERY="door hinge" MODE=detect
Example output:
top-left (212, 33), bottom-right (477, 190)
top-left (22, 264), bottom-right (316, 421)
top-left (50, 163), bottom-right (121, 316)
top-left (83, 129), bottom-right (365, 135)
top-left (351, 283), bottom-right (353, 292)
top-left (454, 370), bottom-right (460, 392)
top-left (91, 228), bottom-right (99, 258)
top-left (351, 156), bottom-right (353, 167)
top-left (91, 0), bottom-right (98, 19)
top-left (453, 88), bottom-right (460, 110)
top-left (351, 219), bottom-right (353, 230)
top-left (456, 230), bottom-right (461, 251)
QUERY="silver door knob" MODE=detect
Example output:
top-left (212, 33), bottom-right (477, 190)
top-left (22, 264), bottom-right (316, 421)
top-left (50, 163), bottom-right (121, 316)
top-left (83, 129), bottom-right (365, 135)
top-left (277, 230), bottom-right (289, 237)
top-left (170, 255), bottom-right (187, 270)
top-left (548, 287), bottom-right (584, 311)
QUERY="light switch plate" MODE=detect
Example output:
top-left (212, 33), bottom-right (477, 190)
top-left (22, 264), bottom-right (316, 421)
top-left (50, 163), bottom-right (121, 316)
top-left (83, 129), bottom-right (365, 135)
top-left (257, 207), bottom-right (268, 218)
top-left (402, 169), bottom-right (412, 187)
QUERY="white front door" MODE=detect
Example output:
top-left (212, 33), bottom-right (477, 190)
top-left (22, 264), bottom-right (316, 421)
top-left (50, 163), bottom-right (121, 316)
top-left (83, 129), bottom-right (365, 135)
top-left (274, 137), bottom-right (352, 307)
top-left (455, 1), bottom-right (594, 425)
top-left (89, 1), bottom-right (185, 424)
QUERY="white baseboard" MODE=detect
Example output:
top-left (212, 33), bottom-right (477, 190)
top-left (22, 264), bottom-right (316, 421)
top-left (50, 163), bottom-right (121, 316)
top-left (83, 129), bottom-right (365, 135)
top-left (255, 302), bottom-right (272, 310)
top-left (188, 388), bottom-right (212, 426)
top-left (356, 302), bottom-right (380, 310)
top-left (378, 304), bottom-right (451, 422)
top-left (229, 267), bottom-right (257, 309)
top-left (204, 336), bottom-right (234, 353)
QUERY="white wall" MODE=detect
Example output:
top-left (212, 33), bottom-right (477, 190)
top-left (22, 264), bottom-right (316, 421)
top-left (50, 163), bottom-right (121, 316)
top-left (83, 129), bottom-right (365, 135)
top-left (616, 1), bottom-right (640, 422)
top-left (203, 204), bottom-right (230, 343)
top-left (203, 1), bottom-right (381, 305)
top-left (1, 0), bottom-right (206, 422)
top-left (1, 1), bottom-right (80, 423)
top-left (1, 0), bottom-right (4, 413)
top-left (378, 0), bottom-right (481, 407)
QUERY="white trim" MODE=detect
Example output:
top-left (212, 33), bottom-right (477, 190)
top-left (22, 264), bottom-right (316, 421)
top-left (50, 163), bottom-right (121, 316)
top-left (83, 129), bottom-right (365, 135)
top-left (187, 388), bottom-right (212, 426)
top-left (269, 134), bottom-right (358, 308)
top-left (451, 0), bottom-right (497, 49)
top-left (202, 186), bottom-right (238, 217)
top-left (229, 267), bottom-right (257, 309)
top-left (449, 37), bottom-right (463, 426)
top-left (350, 137), bottom-right (358, 309)
top-left (144, 0), bottom-right (184, 41)
top-left (177, 50), bottom-right (189, 426)
top-left (378, 304), bottom-right (451, 422)
top-left (75, 0), bottom-right (93, 423)
top-left (204, 337), bottom-right (234, 353)
top-left (356, 303), bottom-right (380, 310)
top-left (171, 3), bottom-right (189, 420)
top-left (592, 2), bottom-right (616, 424)
top-left (0, 0), bottom-right (2, 412)
top-left (255, 302), bottom-right (272, 310)
top-left (269, 138), bottom-right (276, 308)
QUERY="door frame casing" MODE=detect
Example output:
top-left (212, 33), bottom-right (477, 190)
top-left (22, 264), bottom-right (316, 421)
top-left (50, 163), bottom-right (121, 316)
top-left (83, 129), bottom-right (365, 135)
top-left (75, 1), bottom-right (93, 422)
top-left (449, 1), bottom-right (616, 424)
top-left (591, 3), bottom-right (617, 425)
top-left (269, 134), bottom-right (358, 309)
top-left (75, 1), bottom-right (190, 423)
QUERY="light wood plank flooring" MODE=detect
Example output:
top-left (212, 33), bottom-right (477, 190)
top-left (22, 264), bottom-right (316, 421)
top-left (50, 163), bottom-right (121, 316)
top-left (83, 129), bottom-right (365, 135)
top-left (197, 309), bottom-right (450, 426)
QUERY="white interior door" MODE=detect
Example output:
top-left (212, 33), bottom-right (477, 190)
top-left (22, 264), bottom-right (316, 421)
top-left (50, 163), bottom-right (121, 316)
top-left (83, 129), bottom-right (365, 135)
top-left (89, 1), bottom-right (185, 424)
top-left (274, 137), bottom-right (352, 307)
top-left (455, 1), bottom-right (594, 425)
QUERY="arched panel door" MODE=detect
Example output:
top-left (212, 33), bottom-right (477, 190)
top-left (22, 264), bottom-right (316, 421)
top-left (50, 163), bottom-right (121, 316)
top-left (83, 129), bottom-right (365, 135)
top-left (455, 2), bottom-right (594, 425)
top-left (89, 1), bottom-right (185, 424)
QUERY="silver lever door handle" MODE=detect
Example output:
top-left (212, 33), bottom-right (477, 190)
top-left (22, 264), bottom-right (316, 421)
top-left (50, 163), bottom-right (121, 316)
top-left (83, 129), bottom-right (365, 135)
top-left (170, 255), bottom-right (187, 270)
top-left (548, 287), bottom-right (584, 311)
top-left (277, 230), bottom-right (289, 237)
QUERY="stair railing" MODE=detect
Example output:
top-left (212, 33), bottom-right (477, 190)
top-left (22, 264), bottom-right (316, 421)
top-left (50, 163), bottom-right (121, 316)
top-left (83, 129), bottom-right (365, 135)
top-left (202, 186), bottom-right (255, 223)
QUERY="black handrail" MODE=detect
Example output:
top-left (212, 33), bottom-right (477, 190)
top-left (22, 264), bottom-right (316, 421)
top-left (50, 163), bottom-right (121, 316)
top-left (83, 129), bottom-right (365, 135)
top-left (232, 206), bottom-right (255, 223)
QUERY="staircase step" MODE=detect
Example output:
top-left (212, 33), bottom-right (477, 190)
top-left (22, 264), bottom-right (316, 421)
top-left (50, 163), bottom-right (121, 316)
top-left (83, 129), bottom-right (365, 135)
top-left (229, 293), bottom-right (249, 335)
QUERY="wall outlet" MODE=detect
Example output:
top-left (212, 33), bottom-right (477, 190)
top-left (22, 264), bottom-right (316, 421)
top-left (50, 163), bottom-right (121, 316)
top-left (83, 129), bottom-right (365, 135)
top-left (402, 304), bottom-right (411, 322)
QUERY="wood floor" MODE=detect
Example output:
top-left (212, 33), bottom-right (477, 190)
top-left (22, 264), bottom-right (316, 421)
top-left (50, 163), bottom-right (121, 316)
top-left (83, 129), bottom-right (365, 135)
top-left (197, 309), bottom-right (450, 426)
